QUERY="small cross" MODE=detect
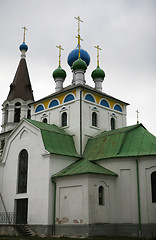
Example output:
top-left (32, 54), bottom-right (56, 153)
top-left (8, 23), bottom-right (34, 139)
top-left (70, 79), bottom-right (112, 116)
top-left (136, 110), bottom-right (139, 124)
top-left (75, 16), bottom-right (83, 58)
top-left (94, 45), bottom-right (102, 67)
top-left (22, 26), bottom-right (27, 43)
top-left (75, 16), bottom-right (83, 36)
top-left (56, 45), bottom-right (64, 66)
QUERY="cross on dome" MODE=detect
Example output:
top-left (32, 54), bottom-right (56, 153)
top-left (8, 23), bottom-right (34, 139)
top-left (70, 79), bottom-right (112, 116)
top-left (75, 16), bottom-right (83, 58)
top-left (22, 26), bottom-right (27, 43)
top-left (56, 45), bottom-right (64, 67)
top-left (94, 45), bottom-right (102, 67)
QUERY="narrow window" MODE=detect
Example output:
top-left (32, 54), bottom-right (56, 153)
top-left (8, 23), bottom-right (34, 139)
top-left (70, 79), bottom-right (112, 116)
top-left (111, 118), bottom-right (115, 130)
top-left (14, 102), bottom-right (21, 123)
top-left (92, 112), bottom-right (97, 127)
top-left (27, 109), bottom-right (31, 119)
top-left (42, 118), bottom-right (47, 123)
top-left (4, 104), bottom-right (9, 124)
top-left (151, 171), bottom-right (156, 203)
top-left (17, 149), bottom-right (28, 194)
top-left (99, 186), bottom-right (104, 205)
top-left (62, 112), bottom-right (67, 127)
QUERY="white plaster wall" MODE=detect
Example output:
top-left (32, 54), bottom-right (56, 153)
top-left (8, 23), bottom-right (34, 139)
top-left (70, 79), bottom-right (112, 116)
top-left (55, 175), bottom-right (89, 225)
top-left (0, 121), bottom-right (51, 224)
top-left (97, 158), bottom-right (139, 224)
top-left (31, 87), bottom-right (127, 155)
top-left (88, 174), bottom-right (115, 224)
top-left (48, 155), bottom-right (79, 225)
top-left (138, 156), bottom-right (156, 223)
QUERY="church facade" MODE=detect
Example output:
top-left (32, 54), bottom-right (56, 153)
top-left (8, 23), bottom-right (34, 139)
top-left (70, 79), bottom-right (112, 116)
top-left (0, 21), bottom-right (156, 238)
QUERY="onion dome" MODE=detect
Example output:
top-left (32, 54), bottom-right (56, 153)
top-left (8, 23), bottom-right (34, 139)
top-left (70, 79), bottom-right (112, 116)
top-left (91, 66), bottom-right (105, 80)
top-left (53, 66), bottom-right (66, 79)
top-left (19, 42), bottom-right (28, 52)
top-left (67, 45), bottom-right (90, 67)
top-left (72, 57), bottom-right (87, 71)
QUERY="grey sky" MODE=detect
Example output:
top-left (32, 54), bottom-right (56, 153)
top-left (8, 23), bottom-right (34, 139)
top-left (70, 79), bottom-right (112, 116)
top-left (0, 0), bottom-right (156, 135)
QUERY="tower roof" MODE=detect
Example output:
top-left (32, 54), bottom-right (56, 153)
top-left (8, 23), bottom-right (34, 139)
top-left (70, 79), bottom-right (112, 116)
top-left (7, 58), bottom-right (34, 101)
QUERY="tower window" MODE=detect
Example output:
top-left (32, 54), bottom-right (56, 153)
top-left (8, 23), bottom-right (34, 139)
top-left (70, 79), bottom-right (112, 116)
top-left (92, 112), bottom-right (97, 127)
top-left (111, 118), bottom-right (115, 130)
top-left (17, 149), bottom-right (28, 194)
top-left (4, 104), bottom-right (9, 124)
top-left (27, 109), bottom-right (31, 119)
top-left (62, 112), bottom-right (67, 127)
top-left (98, 186), bottom-right (104, 205)
top-left (14, 102), bottom-right (21, 123)
top-left (151, 171), bottom-right (156, 203)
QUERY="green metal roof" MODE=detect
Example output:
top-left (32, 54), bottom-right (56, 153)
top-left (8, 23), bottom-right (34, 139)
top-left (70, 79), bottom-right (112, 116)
top-left (52, 158), bottom-right (117, 178)
top-left (83, 124), bottom-right (156, 160)
top-left (25, 119), bottom-right (79, 157)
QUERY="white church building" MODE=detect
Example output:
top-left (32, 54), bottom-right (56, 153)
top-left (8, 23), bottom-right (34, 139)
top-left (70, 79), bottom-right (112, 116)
top-left (0, 20), bottom-right (156, 238)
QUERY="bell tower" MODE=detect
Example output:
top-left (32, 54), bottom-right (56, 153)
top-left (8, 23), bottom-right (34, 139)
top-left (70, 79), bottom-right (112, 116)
top-left (1, 27), bottom-right (34, 134)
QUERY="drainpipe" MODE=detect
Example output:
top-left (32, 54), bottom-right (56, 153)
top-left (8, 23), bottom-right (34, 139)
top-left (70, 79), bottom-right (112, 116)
top-left (80, 89), bottom-right (83, 157)
top-left (136, 158), bottom-right (142, 237)
top-left (51, 178), bottom-right (56, 235)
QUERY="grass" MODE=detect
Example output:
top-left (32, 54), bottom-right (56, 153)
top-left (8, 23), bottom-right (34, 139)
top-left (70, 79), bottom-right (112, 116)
top-left (0, 236), bottom-right (153, 240)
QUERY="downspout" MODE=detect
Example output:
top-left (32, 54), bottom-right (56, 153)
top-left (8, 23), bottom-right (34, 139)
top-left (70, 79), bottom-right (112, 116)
top-left (80, 89), bottom-right (83, 157)
top-left (136, 158), bottom-right (142, 237)
top-left (51, 178), bottom-right (56, 235)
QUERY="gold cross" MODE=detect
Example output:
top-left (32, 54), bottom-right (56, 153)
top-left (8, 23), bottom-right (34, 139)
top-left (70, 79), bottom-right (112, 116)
top-left (22, 26), bottom-right (27, 42)
top-left (75, 16), bottom-right (83, 36)
top-left (94, 45), bottom-right (102, 67)
top-left (56, 45), bottom-right (64, 66)
top-left (136, 110), bottom-right (139, 124)
top-left (75, 16), bottom-right (83, 58)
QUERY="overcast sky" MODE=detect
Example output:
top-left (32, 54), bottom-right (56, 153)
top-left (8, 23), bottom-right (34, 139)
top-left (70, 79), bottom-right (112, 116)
top-left (0, 0), bottom-right (156, 135)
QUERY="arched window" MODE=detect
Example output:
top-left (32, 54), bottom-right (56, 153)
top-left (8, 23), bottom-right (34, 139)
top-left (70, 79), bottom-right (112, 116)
top-left (151, 171), bottom-right (156, 203)
top-left (35, 105), bottom-right (44, 113)
top-left (100, 99), bottom-right (109, 108)
top-left (49, 99), bottom-right (59, 108)
top-left (62, 112), bottom-right (67, 127)
top-left (17, 149), bottom-right (28, 194)
top-left (85, 94), bottom-right (95, 103)
top-left (14, 102), bottom-right (21, 122)
top-left (114, 104), bottom-right (122, 112)
top-left (4, 104), bottom-right (9, 124)
top-left (98, 186), bottom-right (104, 205)
top-left (111, 118), bottom-right (115, 130)
top-left (92, 112), bottom-right (97, 127)
top-left (42, 118), bottom-right (47, 123)
top-left (64, 94), bottom-right (74, 103)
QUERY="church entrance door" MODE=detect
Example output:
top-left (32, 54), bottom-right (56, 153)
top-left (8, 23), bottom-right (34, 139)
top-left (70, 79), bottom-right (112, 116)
top-left (16, 198), bottom-right (28, 224)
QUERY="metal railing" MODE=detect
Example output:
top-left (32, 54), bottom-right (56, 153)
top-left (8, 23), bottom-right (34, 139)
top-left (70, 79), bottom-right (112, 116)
top-left (0, 212), bottom-right (16, 224)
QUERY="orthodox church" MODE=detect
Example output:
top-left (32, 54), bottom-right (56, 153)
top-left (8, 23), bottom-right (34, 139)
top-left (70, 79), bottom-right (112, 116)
top-left (0, 19), bottom-right (156, 238)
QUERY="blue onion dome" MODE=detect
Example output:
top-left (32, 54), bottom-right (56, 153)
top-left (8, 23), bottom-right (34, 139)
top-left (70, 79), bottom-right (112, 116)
top-left (67, 45), bottom-right (90, 67)
top-left (53, 66), bottom-right (66, 79)
top-left (19, 42), bottom-right (28, 52)
top-left (72, 57), bottom-right (87, 71)
top-left (91, 66), bottom-right (105, 80)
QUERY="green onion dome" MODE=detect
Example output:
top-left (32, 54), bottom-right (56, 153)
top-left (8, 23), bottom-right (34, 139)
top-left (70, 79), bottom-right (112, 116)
top-left (91, 66), bottom-right (105, 80)
top-left (72, 57), bottom-right (87, 71)
top-left (53, 66), bottom-right (66, 79)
